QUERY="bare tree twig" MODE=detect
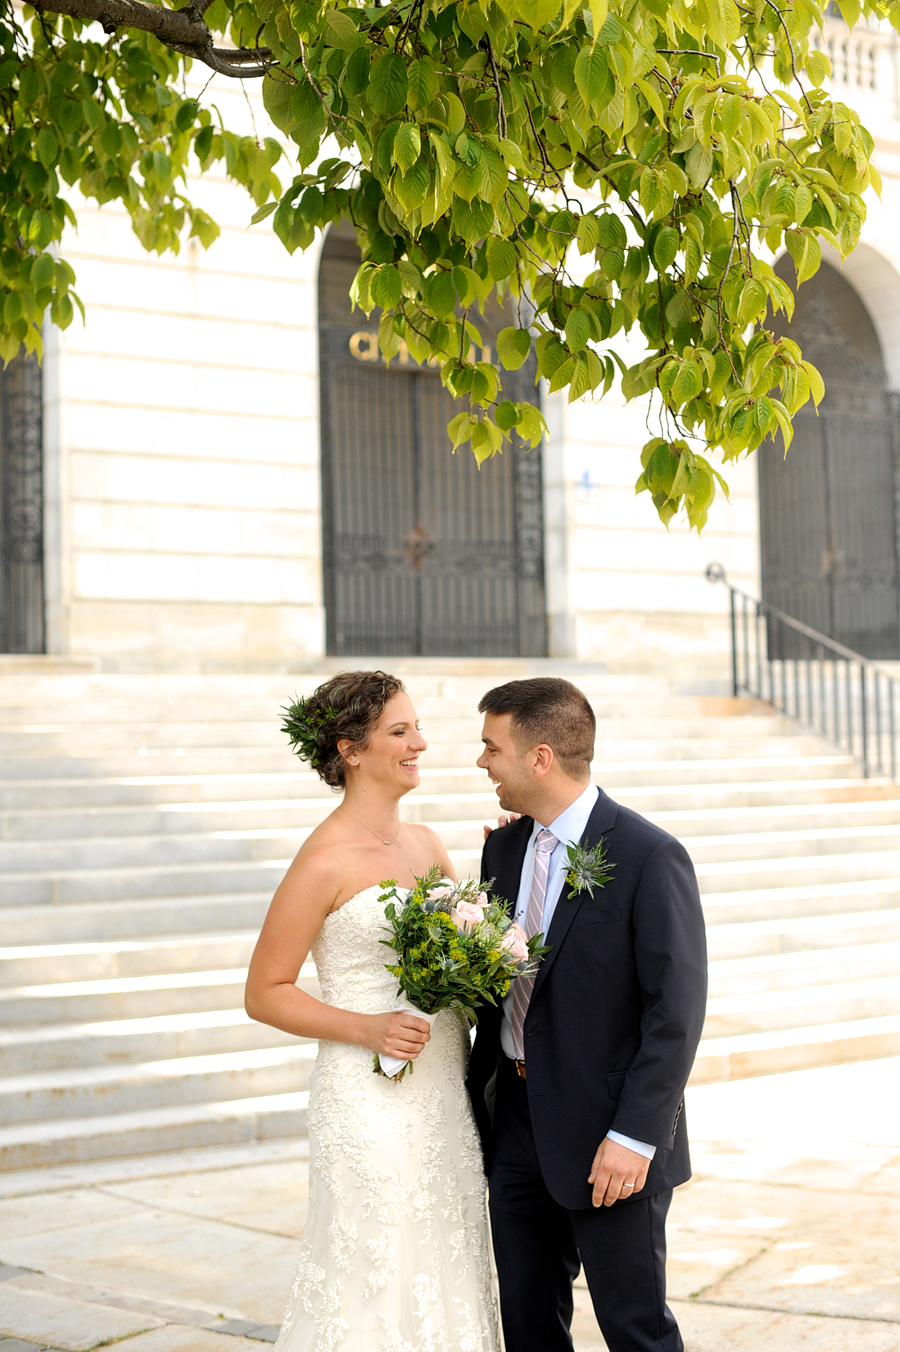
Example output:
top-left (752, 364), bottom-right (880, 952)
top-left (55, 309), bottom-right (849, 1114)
top-left (761, 0), bottom-right (813, 112)
top-left (657, 48), bottom-right (721, 77)
top-left (485, 37), bottom-right (507, 141)
top-left (30, 0), bottom-right (277, 76)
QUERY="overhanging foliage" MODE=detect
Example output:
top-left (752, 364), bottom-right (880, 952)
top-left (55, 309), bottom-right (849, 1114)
top-left (1, 0), bottom-right (895, 526)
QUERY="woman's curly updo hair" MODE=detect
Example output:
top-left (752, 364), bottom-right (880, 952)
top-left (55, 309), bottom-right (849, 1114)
top-left (281, 670), bottom-right (406, 789)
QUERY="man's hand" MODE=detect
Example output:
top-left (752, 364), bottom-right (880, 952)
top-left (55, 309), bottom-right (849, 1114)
top-left (482, 813), bottom-right (521, 841)
top-left (588, 1137), bottom-right (651, 1208)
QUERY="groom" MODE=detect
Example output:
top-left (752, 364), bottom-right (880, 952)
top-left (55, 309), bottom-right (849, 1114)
top-left (467, 677), bottom-right (707, 1352)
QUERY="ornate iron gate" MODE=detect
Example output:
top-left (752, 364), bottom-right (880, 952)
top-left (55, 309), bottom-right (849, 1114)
top-left (0, 351), bottom-right (45, 653)
top-left (759, 259), bottom-right (900, 659)
top-left (319, 228), bottom-right (546, 657)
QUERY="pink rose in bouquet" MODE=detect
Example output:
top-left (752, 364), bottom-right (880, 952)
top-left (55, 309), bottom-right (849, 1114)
top-left (475, 891), bottom-right (490, 908)
top-left (500, 923), bottom-right (530, 963)
top-left (451, 900), bottom-right (485, 933)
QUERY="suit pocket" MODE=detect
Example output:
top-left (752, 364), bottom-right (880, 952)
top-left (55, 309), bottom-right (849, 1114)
top-left (575, 906), bottom-right (623, 925)
top-left (606, 1071), bottom-right (627, 1100)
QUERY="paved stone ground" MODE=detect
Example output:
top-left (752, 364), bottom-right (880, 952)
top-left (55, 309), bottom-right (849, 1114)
top-left (0, 1057), bottom-right (898, 1352)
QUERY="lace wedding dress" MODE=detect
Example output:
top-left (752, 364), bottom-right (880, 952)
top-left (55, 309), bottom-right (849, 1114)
top-left (275, 885), bottom-right (500, 1352)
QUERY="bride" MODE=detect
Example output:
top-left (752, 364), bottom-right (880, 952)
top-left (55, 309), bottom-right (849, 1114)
top-left (244, 670), bottom-right (500, 1352)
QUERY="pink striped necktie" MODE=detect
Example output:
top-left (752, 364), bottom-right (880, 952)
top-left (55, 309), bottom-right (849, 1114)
top-left (509, 827), bottom-right (557, 1061)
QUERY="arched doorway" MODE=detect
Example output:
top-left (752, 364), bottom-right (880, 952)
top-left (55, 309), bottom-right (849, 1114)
top-left (758, 258), bottom-right (900, 658)
top-left (0, 351), bottom-right (44, 654)
top-left (318, 224), bottom-right (546, 657)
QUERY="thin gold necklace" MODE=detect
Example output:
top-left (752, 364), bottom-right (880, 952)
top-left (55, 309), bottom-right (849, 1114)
top-left (338, 805), bottom-right (399, 846)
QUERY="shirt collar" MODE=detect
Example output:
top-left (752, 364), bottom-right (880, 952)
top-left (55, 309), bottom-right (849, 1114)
top-left (532, 781), bottom-right (599, 850)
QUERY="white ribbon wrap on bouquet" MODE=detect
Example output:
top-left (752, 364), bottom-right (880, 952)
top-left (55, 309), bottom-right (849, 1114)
top-left (379, 1002), bottom-right (440, 1078)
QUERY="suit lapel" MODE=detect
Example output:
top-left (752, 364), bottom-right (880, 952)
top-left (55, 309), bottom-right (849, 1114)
top-left (529, 788), bottom-right (619, 1001)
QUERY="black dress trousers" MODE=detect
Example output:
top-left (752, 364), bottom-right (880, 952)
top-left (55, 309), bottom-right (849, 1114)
top-left (488, 1062), bottom-right (684, 1352)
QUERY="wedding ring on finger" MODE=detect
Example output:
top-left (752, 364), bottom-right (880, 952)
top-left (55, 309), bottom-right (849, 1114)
top-left (623, 1182), bottom-right (636, 1189)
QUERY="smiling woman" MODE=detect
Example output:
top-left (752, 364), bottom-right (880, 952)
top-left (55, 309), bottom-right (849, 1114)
top-left (243, 669), bottom-right (500, 1352)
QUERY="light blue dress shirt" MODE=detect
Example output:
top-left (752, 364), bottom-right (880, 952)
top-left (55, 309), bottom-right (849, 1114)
top-left (499, 780), bottom-right (656, 1161)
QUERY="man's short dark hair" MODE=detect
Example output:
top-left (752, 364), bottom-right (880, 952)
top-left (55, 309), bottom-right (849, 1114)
top-left (478, 677), bottom-right (595, 779)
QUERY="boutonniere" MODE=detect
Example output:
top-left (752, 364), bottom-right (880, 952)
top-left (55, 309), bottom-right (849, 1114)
top-left (564, 838), bottom-right (615, 897)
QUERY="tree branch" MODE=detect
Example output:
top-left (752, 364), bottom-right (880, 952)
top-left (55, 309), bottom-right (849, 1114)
top-left (31, 0), bottom-right (277, 77)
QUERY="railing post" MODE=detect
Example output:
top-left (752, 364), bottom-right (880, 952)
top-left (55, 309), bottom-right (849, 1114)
top-left (860, 661), bottom-right (869, 778)
top-left (730, 587), bottom-right (738, 696)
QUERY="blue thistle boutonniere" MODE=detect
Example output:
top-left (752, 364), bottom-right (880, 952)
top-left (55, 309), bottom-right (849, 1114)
top-left (564, 838), bottom-right (615, 897)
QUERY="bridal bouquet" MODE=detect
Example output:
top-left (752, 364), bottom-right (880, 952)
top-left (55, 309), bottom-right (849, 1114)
top-left (376, 866), bottom-right (547, 1079)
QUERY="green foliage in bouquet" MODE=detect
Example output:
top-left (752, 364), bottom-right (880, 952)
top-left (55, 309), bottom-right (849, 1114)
top-left (379, 864), bottom-right (548, 1027)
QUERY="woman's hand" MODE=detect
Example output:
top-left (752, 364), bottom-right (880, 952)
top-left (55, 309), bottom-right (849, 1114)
top-left (367, 1010), bottom-right (431, 1060)
top-left (483, 813), bottom-right (522, 841)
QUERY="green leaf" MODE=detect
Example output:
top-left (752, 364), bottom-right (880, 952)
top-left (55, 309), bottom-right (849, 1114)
top-left (393, 123), bottom-right (421, 175)
top-left (324, 9), bottom-right (361, 49)
top-left (37, 128), bottom-right (59, 169)
top-left (369, 53), bottom-right (409, 117)
top-left (574, 46), bottom-right (611, 105)
top-left (802, 360), bottom-right (825, 409)
top-left (407, 58), bottom-right (437, 111)
top-left (653, 226), bottom-right (679, 272)
top-left (30, 254), bottom-right (55, 292)
top-left (479, 148), bottom-right (508, 204)
top-left (564, 307), bottom-right (591, 354)
top-left (250, 201), bottom-right (278, 225)
top-left (371, 265), bottom-right (403, 310)
top-left (496, 400), bottom-right (519, 431)
top-left (487, 238), bottom-right (516, 280)
top-left (685, 141), bottom-right (713, 189)
top-left (497, 326), bottom-right (532, 370)
top-left (394, 157), bottom-right (431, 210)
top-left (424, 270), bottom-right (456, 319)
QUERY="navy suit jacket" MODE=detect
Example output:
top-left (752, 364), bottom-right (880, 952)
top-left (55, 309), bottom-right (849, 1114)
top-left (466, 787), bottom-right (708, 1210)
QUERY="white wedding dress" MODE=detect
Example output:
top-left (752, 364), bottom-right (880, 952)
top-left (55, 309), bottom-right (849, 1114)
top-left (275, 885), bottom-right (500, 1352)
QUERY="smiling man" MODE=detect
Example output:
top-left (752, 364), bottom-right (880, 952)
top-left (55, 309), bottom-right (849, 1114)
top-left (468, 676), bottom-right (708, 1352)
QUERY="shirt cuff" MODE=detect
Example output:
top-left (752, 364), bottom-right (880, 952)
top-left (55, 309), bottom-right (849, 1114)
top-left (606, 1130), bottom-right (657, 1160)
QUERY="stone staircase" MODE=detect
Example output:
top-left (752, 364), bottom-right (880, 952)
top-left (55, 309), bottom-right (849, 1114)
top-left (2, 660), bottom-right (900, 1172)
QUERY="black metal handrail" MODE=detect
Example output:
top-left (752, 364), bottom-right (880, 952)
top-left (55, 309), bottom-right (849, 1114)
top-left (705, 562), bottom-right (900, 780)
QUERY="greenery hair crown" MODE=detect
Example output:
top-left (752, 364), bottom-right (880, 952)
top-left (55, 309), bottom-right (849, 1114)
top-left (281, 696), bottom-right (339, 768)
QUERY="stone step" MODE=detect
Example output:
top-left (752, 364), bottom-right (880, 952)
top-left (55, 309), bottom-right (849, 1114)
top-left (706, 908), bottom-right (900, 961)
top-left (0, 767), bottom-right (489, 809)
top-left (9, 785), bottom-right (900, 845)
top-left (0, 969), bottom-right (251, 1025)
top-left (684, 822), bottom-right (900, 865)
top-left (0, 964), bottom-right (319, 1028)
top-left (14, 812), bottom-right (900, 878)
top-left (0, 1009), bottom-right (301, 1076)
top-left (0, 694), bottom-right (761, 726)
top-left (0, 932), bottom-right (260, 986)
top-left (0, 1044), bottom-right (318, 1125)
top-left (696, 849), bottom-right (900, 894)
top-left (0, 754), bottom-right (858, 798)
top-left (618, 778), bottom-right (895, 813)
top-left (701, 877), bottom-right (900, 926)
top-left (702, 973), bottom-right (900, 1037)
top-left (0, 665), bottom-right (637, 699)
top-left (0, 1090), bottom-right (310, 1171)
top-left (650, 796), bottom-right (900, 839)
top-left (0, 894), bottom-right (272, 945)
top-left (708, 939), bottom-right (900, 996)
top-left (0, 858), bottom-right (288, 906)
top-left (691, 1013), bottom-right (900, 1083)
top-left (0, 739), bottom-right (847, 782)
top-left (0, 714), bottom-right (789, 754)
